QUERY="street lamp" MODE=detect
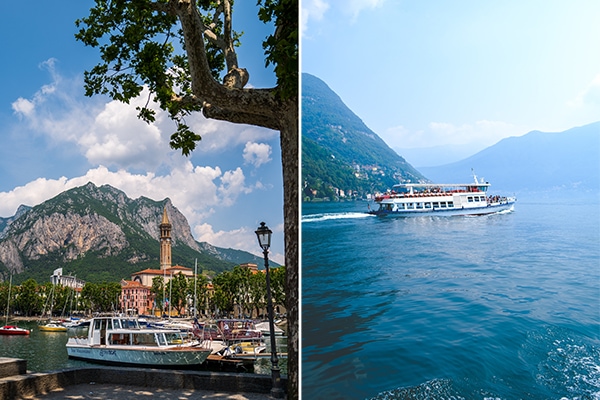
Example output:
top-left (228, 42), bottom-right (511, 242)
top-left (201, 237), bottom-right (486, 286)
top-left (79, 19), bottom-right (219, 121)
top-left (255, 222), bottom-right (284, 398)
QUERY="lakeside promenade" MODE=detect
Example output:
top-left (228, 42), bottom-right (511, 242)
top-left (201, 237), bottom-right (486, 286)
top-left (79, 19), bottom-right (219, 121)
top-left (0, 358), bottom-right (286, 399)
top-left (37, 383), bottom-right (271, 399)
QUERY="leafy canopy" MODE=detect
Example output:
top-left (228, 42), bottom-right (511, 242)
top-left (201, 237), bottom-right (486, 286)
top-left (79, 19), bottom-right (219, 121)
top-left (75, 0), bottom-right (297, 156)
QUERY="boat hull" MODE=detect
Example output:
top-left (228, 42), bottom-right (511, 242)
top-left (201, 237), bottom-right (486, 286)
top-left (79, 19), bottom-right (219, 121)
top-left (39, 325), bottom-right (67, 332)
top-left (0, 326), bottom-right (30, 335)
top-left (66, 344), bottom-right (211, 367)
top-left (369, 201), bottom-right (515, 217)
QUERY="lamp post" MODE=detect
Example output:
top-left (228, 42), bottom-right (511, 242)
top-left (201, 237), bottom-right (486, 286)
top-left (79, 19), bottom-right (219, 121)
top-left (255, 222), bottom-right (284, 398)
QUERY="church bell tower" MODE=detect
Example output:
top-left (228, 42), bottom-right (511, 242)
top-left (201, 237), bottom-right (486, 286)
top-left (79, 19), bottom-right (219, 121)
top-left (159, 207), bottom-right (172, 270)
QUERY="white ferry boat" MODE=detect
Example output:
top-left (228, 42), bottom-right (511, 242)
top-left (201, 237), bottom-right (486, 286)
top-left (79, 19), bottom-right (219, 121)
top-left (369, 174), bottom-right (515, 217)
top-left (66, 316), bottom-right (211, 367)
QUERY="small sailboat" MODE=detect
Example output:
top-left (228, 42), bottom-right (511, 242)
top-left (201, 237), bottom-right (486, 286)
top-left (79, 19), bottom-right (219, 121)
top-left (38, 284), bottom-right (67, 333)
top-left (0, 275), bottom-right (30, 335)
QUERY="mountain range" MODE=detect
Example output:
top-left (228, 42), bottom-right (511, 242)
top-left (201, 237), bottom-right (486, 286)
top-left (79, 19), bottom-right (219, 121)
top-left (302, 73), bottom-right (426, 200)
top-left (302, 73), bottom-right (599, 196)
top-left (0, 183), bottom-right (272, 284)
top-left (420, 122), bottom-right (600, 192)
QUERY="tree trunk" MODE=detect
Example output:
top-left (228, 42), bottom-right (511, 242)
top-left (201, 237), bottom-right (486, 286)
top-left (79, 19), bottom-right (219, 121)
top-left (279, 101), bottom-right (298, 400)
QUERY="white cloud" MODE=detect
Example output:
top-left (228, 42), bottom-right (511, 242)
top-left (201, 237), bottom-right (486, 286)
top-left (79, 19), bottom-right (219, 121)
top-left (243, 142), bottom-right (272, 167)
top-left (569, 73), bottom-right (600, 108)
top-left (0, 163), bottom-right (284, 262)
top-left (81, 93), bottom-right (166, 169)
top-left (11, 98), bottom-right (35, 116)
top-left (302, 0), bottom-right (386, 33)
top-left (9, 61), bottom-right (278, 173)
top-left (301, 0), bottom-right (330, 34)
top-left (189, 116), bottom-right (278, 154)
top-left (382, 120), bottom-right (526, 150)
top-left (347, 0), bottom-right (386, 20)
top-left (194, 223), bottom-right (285, 265)
top-left (3, 60), bottom-right (284, 265)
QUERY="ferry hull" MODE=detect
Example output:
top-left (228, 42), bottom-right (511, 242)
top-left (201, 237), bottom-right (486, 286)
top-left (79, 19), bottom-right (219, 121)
top-left (369, 201), bottom-right (515, 217)
top-left (67, 344), bottom-right (210, 367)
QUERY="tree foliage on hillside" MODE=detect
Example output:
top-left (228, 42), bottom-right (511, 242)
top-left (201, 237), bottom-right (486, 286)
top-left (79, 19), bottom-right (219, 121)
top-left (75, 2), bottom-right (298, 393)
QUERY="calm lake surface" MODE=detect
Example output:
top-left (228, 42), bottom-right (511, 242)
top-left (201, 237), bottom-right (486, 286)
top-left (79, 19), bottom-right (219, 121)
top-left (302, 192), bottom-right (600, 399)
top-left (0, 320), bottom-right (287, 375)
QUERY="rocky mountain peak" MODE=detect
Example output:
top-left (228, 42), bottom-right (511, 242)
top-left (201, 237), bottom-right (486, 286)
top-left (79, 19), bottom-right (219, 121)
top-left (0, 183), bottom-right (227, 281)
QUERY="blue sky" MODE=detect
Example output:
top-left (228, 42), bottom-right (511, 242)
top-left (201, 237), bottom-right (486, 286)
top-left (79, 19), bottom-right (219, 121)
top-left (0, 2), bottom-right (285, 264)
top-left (302, 0), bottom-right (600, 167)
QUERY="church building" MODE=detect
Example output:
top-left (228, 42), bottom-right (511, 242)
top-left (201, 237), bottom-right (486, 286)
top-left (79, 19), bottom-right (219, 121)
top-left (119, 207), bottom-right (194, 315)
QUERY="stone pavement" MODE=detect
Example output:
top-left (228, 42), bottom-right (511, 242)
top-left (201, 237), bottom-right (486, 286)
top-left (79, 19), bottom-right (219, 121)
top-left (0, 359), bottom-right (286, 400)
top-left (28, 382), bottom-right (272, 399)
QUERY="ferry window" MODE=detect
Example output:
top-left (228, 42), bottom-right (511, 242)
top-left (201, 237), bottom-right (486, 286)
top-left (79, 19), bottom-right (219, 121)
top-left (468, 197), bottom-right (473, 202)
top-left (110, 333), bottom-right (129, 345)
top-left (425, 203), bottom-right (432, 209)
top-left (416, 203), bottom-right (423, 209)
top-left (398, 203), bottom-right (405, 210)
top-left (122, 319), bottom-right (137, 329)
top-left (133, 333), bottom-right (157, 346)
top-left (407, 203), bottom-right (414, 209)
top-left (106, 319), bottom-right (113, 330)
top-left (113, 320), bottom-right (121, 329)
top-left (440, 202), bottom-right (446, 208)
top-left (166, 332), bottom-right (184, 345)
top-left (432, 202), bottom-right (439, 208)
top-left (448, 202), bottom-right (454, 207)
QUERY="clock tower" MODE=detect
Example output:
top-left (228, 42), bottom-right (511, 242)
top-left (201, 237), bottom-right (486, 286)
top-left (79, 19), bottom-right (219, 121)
top-left (159, 207), bottom-right (172, 270)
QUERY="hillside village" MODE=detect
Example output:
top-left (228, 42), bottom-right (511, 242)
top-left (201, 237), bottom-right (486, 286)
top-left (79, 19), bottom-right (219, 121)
top-left (28, 208), bottom-right (285, 320)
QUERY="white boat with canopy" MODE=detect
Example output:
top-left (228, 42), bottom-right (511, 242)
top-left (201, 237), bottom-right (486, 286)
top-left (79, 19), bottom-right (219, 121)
top-left (369, 173), bottom-right (515, 217)
top-left (66, 316), bottom-right (211, 367)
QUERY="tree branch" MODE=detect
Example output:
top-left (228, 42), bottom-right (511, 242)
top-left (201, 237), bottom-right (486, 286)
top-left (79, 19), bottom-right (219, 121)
top-left (172, 1), bottom-right (280, 122)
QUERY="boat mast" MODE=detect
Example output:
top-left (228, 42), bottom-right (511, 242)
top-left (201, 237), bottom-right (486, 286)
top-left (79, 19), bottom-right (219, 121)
top-left (168, 271), bottom-right (172, 318)
top-left (5, 274), bottom-right (12, 325)
top-left (194, 259), bottom-right (197, 319)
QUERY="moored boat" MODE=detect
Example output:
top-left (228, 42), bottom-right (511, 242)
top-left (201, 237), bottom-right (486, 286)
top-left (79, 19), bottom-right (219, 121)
top-left (254, 321), bottom-right (284, 336)
top-left (1, 275), bottom-right (30, 335)
top-left (369, 173), bottom-right (515, 217)
top-left (39, 322), bottom-right (67, 332)
top-left (0, 325), bottom-right (30, 335)
top-left (66, 316), bottom-right (211, 367)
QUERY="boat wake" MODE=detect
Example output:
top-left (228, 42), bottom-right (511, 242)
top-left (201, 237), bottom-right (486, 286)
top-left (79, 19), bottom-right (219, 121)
top-left (521, 325), bottom-right (600, 400)
top-left (302, 212), bottom-right (373, 223)
top-left (368, 379), bottom-right (465, 400)
top-left (495, 205), bottom-right (515, 214)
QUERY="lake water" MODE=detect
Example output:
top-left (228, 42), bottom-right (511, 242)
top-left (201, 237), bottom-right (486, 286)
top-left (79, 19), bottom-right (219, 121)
top-left (301, 192), bottom-right (600, 399)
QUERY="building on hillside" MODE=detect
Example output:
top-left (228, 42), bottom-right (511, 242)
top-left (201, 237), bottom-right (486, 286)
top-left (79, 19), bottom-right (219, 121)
top-left (240, 263), bottom-right (259, 273)
top-left (50, 268), bottom-right (85, 289)
top-left (119, 207), bottom-right (195, 316)
top-left (130, 265), bottom-right (194, 288)
top-left (159, 207), bottom-right (172, 270)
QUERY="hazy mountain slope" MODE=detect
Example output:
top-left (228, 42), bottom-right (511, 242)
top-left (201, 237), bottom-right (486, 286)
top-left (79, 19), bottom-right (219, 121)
top-left (419, 122), bottom-right (600, 192)
top-left (302, 73), bottom-right (426, 199)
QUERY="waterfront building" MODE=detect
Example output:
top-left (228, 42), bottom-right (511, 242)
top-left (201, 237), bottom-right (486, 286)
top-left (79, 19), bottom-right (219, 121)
top-left (50, 268), bottom-right (85, 289)
top-left (119, 207), bottom-right (195, 315)
top-left (120, 279), bottom-right (151, 315)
